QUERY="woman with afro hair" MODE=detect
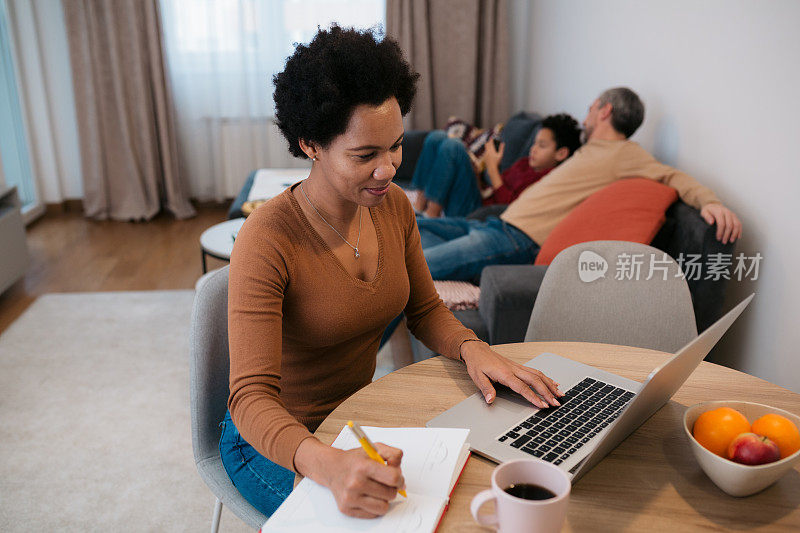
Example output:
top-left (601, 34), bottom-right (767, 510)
top-left (221, 25), bottom-right (562, 519)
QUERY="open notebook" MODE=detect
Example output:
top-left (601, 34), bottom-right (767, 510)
top-left (262, 426), bottom-right (471, 533)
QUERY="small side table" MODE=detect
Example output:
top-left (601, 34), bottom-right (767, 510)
top-left (199, 218), bottom-right (245, 273)
top-left (0, 186), bottom-right (29, 294)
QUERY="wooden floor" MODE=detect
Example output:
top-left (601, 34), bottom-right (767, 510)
top-left (0, 205), bottom-right (231, 335)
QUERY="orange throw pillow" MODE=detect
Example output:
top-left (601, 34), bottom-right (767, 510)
top-left (534, 178), bottom-right (678, 265)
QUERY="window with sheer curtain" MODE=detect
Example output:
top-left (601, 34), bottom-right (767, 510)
top-left (160, 0), bottom-right (385, 201)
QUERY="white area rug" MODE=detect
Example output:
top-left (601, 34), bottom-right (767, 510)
top-left (0, 291), bottom-right (252, 532)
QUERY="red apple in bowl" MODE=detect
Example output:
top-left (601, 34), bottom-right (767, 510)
top-left (727, 432), bottom-right (781, 465)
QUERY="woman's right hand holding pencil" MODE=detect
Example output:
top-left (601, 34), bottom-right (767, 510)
top-left (295, 438), bottom-right (406, 518)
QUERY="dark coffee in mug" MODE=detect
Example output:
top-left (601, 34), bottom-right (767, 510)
top-left (504, 483), bottom-right (556, 501)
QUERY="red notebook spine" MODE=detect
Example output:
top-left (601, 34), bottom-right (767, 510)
top-left (433, 451), bottom-right (472, 533)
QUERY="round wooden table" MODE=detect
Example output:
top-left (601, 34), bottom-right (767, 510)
top-left (312, 342), bottom-right (800, 531)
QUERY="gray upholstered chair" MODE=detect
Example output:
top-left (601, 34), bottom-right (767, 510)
top-left (190, 266), bottom-right (266, 531)
top-left (524, 241), bottom-right (698, 353)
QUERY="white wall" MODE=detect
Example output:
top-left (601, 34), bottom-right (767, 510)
top-left (7, 0), bottom-right (82, 202)
top-left (510, 0), bottom-right (800, 392)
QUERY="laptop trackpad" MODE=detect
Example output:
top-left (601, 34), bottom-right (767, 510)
top-left (494, 385), bottom-right (540, 412)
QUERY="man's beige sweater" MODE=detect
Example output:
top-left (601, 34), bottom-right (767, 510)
top-left (501, 139), bottom-right (720, 245)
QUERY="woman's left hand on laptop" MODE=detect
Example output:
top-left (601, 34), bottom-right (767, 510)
top-left (459, 340), bottom-right (564, 408)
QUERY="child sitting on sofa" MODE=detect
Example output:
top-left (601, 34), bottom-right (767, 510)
top-left (411, 113), bottom-right (582, 217)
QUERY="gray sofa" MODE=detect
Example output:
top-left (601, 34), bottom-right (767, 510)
top-left (395, 113), bottom-right (735, 344)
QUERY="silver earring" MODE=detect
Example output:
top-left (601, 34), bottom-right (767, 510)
top-left (312, 156), bottom-right (317, 161)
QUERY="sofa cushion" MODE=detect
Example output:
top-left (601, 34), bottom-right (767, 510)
top-left (534, 178), bottom-right (678, 265)
top-left (498, 112), bottom-right (542, 172)
top-left (452, 309), bottom-right (489, 342)
top-left (394, 130), bottom-right (429, 187)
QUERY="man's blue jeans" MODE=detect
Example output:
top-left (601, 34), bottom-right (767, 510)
top-left (418, 216), bottom-right (540, 282)
top-left (411, 130), bottom-right (482, 217)
top-left (219, 410), bottom-right (295, 517)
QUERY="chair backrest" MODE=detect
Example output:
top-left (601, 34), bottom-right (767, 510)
top-left (190, 266), bottom-right (231, 465)
top-left (525, 241), bottom-right (698, 353)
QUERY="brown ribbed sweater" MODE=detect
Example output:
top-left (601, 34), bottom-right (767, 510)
top-left (501, 139), bottom-right (721, 245)
top-left (227, 183), bottom-right (478, 471)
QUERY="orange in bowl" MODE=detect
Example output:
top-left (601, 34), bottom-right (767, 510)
top-left (751, 413), bottom-right (800, 459)
top-left (692, 406), bottom-right (751, 457)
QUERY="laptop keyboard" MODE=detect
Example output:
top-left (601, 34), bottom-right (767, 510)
top-left (496, 377), bottom-right (635, 465)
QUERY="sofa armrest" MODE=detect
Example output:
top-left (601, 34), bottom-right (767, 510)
top-left (478, 264), bottom-right (548, 345)
top-left (652, 200), bottom-right (736, 333)
top-left (228, 170), bottom-right (257, 219)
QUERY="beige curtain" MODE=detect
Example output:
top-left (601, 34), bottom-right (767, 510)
top-left (387, 0), bottom-right (510, 130)
top-left (62, 0), bottom-right (195, 221)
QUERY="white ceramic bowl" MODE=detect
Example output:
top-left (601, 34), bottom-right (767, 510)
top-left (683, 401), bottom-right (800, 497)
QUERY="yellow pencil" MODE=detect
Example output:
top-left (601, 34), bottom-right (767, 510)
top-left (347, 420), bottom-right (407, 498)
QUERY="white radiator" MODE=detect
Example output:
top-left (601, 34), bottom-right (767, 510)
top-left (204, 116), bottom-right (301, 198)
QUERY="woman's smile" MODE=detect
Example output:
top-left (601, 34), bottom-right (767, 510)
top-left (365, 184), bottom-right (391, 196)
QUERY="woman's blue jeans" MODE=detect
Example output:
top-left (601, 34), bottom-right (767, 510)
top-left (219, 410), bottom-right (295, 517)
top-left (411, 130), bottom-right (482, 217)
top-left (418, 216), bottom-right (540, 282)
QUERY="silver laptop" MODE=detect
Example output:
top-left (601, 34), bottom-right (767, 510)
top-left (427, 294), bottom-right (753, 482)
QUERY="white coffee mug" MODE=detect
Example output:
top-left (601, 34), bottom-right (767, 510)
top-left (470, 459), bottom-right (570, 533)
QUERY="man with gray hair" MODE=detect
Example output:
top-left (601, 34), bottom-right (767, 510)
top-left (587, 87), bottom-right (644, 138)
top-left (418, 86), bottom-right (742, 281)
